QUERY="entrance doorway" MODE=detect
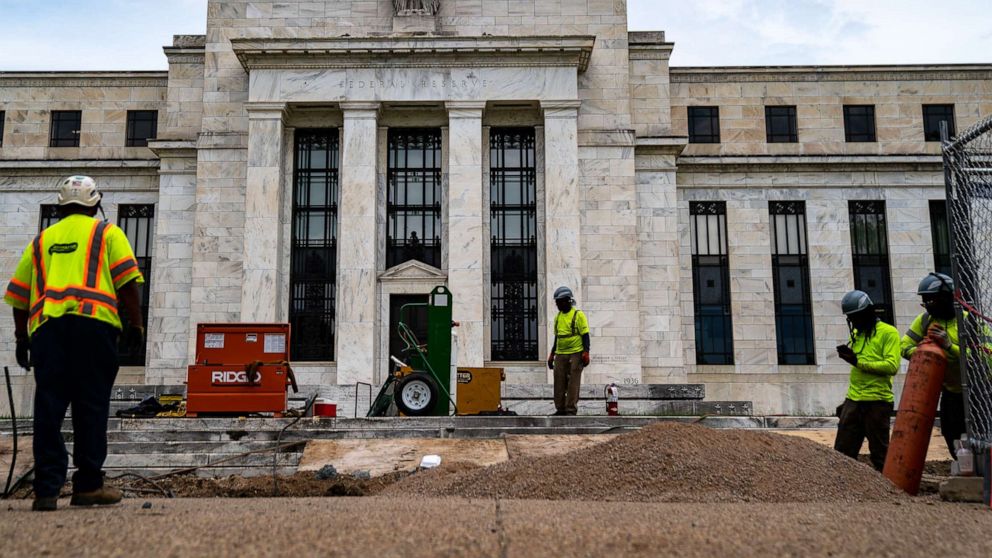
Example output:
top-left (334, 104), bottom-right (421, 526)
top-left (388, 294), bottom-right (429, 370)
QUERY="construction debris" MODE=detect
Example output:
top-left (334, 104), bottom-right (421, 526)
top-left (385, 422), bottom-right (906, 503)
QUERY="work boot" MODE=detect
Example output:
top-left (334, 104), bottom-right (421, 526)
top-left (32, 497), bottom-right (58, 512)
top-left (70, 485), bottom-right (122, 507)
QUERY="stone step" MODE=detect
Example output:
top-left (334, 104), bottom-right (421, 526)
top-left (67, 440), bottom-right (305, 454)
top-left (100, 452), bottom-right (301, 469)
top-left (105, 467), bottom-right (299, 479)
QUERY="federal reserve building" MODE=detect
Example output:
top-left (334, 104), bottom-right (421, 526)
top-left (2, 0), bottom-right (991, 415)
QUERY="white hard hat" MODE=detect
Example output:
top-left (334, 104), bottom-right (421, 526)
top-left (57, 175), bottom-right (102, 207)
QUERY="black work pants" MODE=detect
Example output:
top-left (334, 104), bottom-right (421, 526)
top-left (834, 398), bottom-right (893, 471)
top-left (31, 315), bottom-right (119, 498)
top-left (939, 389), bottom-right (967, 460)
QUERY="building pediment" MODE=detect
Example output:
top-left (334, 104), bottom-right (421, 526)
top-left (379, 260), bottom-right (447, 282)
top-left (231, 36), bottom-right (595, 72)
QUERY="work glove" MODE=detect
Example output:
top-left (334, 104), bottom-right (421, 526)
top-left (547, 352), bottom-right (555, 370)
top-left (581, 351), bottom-right (591, 367)
top-left (15, 339), bottom-right (31, 371)
top-left (836, 345), bottom-right (858, 366)
top-left (124, 325), bottom-right (146, 355)
top-left (928, 324), bottom-right (952, 351)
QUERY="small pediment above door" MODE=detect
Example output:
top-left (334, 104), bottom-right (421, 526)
top-left (379, 259), bottom-right (446, 282)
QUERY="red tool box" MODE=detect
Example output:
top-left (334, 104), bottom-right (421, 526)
top-left (185, 323), bottom-right (298, 417)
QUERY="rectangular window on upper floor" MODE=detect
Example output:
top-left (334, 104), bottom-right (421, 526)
top-left (0, 111), bottom-right (5, 147)
top-left (50, 110), bottom-right (82, 147)
top-left (765, 106), bottom-right (798, 143)
top-left (126, 110), bottom-right (158, 147)
top-left (39, 204), bottom-right (60, 231)
top-left (843, 105), bottom-right (876, 142)
top-left (688, 106), bottom-right (720, 144)
top-left (923, 104), bottom-right (955, 142)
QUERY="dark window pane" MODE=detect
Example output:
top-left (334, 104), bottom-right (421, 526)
top-left (126, 110), bottom-right (158, 147)
top-left (690, 201), bottom-right (733, 364)
top-left (490, 128), bottom-right (538, 361)
top-left (688, 107), bottom-right (720, 144)
top-left (50, 110), bottom-right (81, 147)
top-left (117, 204), bottom-right (155, 366)
top-left (387, 129), bottom-right (442, 269)
top-left (765, 106), bottom-right (798, 143)
top-left (39, 204), bottom-right (60, 231)
top-left (770, 201), bottom-right (815, 364)
top-left (849, 200), bottom-right (894, 325)
top-left (291, 129), bottom-right (339, 361)
top-left (843, 105), bottom-right (876, 142)
top-left (929, 200), bottom-right (952, 276)
top-left (0, 111), bottom-right (5, 147)
top-left (923, 104), bottom-right (955, 142)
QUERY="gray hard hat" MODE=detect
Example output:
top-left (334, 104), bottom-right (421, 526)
top-left (553, 286), bottom-right (573, 300)
top-left (917, 272), bottom-right (954, 295)
top-left (841, 290), bottom-right (874, 315)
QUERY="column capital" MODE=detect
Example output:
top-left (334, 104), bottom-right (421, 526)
top-left (340, 101), bottom-right (381, 118)
top-left (245, 102), bottom-right (288, 122)
top-left (445, 101), bottom-right (487, 118)
top-left (541, 100), bottom-right (581, 119)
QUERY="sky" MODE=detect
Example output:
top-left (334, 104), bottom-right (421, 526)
top-left (0, 0), bottom-right (990, 71)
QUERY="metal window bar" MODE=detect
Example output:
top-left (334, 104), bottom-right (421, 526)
top-left (126, 110), bottom-right (158, 147)
top-left (689, 201), bottom-right (734, 365)
top-left (116, 204), bottom-right (154, 366)
top-left (50, 111), bottom-right (81, 147)
top-left (490, 128), bottom-right (539, 361)
top-left (849, 200), bottom-right (895, 325)
top-left (39, 204), bottom-right (60, 231)
top-left (387, 129), bottom-right (442, 269)
top-left (770, 201), bottom-right (815, 365)
top-left (929, 199), bottom-right (953, 276)
top-left (290, 129), bottom-right (339, 361)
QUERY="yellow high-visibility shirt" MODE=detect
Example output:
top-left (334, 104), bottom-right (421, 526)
top-left (846, 321), bottom-right (901, 403)
top-left (901, 312), bottom-right (961, 393)
top-left (4, 214), bottom-right (144, 336)
top-left (554, 308), bottom-right (590, 355)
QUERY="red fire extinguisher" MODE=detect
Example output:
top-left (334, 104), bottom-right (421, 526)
top-left (605, 383), bottom-right (619, 416)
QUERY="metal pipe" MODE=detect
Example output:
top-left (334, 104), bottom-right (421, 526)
top-left (3, 366), bottom-right (16, 498)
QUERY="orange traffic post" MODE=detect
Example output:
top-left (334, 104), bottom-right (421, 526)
top-left (882, 339), bottom-right (947, 495)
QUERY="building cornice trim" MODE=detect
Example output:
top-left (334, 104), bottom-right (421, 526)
top-left (231, 36), bottom-right (595, 72)
top-left (671, 64), bottom-right (992, 83)
top-left (0, 72), bottom-right (168, 87)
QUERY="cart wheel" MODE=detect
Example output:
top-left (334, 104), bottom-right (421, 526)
top-left (395, 373), bottom-right (439, 416)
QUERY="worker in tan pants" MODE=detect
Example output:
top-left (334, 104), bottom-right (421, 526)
top-left (547, 286), bottom-right (591, 415)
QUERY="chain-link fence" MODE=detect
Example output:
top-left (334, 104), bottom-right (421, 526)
top-left (943, 115), bottom-right (992, 454)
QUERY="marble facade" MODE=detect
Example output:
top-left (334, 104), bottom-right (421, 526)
top-left (1, 1), bottom-right (991, 415)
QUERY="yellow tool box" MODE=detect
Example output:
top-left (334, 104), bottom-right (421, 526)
top-left (455, 367), bottom-right (505, 415)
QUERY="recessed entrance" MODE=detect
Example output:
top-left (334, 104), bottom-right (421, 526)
top-left (388, 294), bottom-right (430, 370)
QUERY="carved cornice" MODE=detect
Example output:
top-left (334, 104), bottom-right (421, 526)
top-left (676, 154), bottom-right (943, 173)
top-left (230, 36), bottom-right (596, 72)
top-left (671, 65), bottom-right (992, 83)
top-left (0, 159), bottom-right (160, 176)
top-left (0, 72), bottom-right (168, 88)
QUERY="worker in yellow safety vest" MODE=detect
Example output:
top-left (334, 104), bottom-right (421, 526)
top-left (900, 272), bottom-right (964, 459)
top-left (4, 176), bottom-right (145, 512)
top-left (547, 286), bottom-right (591, 416)
top-left (833, 290), bottom-right (902, 471)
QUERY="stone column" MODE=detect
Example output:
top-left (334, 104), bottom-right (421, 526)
top-left (241, 103), bottom-right (286, 323)
top-left (337, 103), bottom-right (380, 385)
top-left (445, 102), bottom-right (487, 367)
top-left (542, 100), bottom-right (583, 337)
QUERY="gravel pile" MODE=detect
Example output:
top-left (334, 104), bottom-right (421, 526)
top-left (385, 422), bottom-right (905, 503)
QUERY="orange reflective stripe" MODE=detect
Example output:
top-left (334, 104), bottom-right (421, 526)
top-left (110, 257), bottom-right (139, 283)
top-left (84, 221), bottom-right (110, 289)
top-left (81, 302), bottom-right (94, 316)
top-left (5, 280), bottom-right (30, 303)
top-left (32, 232), bottom-right (46, 298)
top-left (44, 286), bottom-right (118, 307)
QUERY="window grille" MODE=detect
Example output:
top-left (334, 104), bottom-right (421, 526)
top-left (50, 110), bottom-right (82, 147)
top-left (929, 199), bottom-right (953, 276)
top-left (116, 204), bottom-right (154, 365)
top-left (688, 107), bottom-right (720, 144)
top-left (387, 129), bottom-right (442, 269)
top-left (770, 201), bottom-right (815, 364)
top-left (765, 106), bottom-right (798, 143)
top-left (849, 200), bottom-right (894, 325)
top-left (490, 128), bottom-right (539, 361)
top-left (126, 110), bottom-right (158, 147)
top-left (690, 201), bottom-right (734, 364)
top-left (290, 129), bottom-right (339, 361)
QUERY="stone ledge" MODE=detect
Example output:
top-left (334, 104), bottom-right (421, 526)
top-left (939, 476), bottom-right (985, 503)
top-left (671, 64), bottom-right (992, 83)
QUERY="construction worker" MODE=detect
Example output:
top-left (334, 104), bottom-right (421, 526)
top-left (547, 286), bottom-right (590, 416)
top-left (4, 176), bottom-right (145, 511)
top-left (901, 272), bottom-right (965, 458)
top-left (834, 290), bottom-right (901, 471)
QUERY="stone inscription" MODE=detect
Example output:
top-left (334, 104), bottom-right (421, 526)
top-left (335, 78), bottom-right (492, 90)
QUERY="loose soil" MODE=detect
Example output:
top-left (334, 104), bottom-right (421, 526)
top-left (385, 422), bottom-right (908, 503)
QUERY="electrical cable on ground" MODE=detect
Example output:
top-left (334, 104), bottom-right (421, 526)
top-left (108, 471), bottom-right (175, 498)
top-left (273, 393), bottom-right (318, 496)
top-left (3, 366), bottom-right (18, 498)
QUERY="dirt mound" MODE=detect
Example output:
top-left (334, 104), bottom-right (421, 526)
top-left (385, 422), bottom-right (905, 503)
top-left (131, 471), bottom-right (409, 498)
